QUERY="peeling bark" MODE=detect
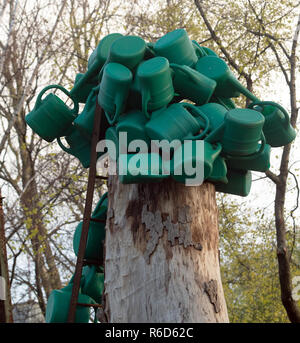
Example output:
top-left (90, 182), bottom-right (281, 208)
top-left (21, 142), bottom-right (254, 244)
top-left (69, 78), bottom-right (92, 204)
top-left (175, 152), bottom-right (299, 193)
top-left (104, 176), bottom-right (228, 323)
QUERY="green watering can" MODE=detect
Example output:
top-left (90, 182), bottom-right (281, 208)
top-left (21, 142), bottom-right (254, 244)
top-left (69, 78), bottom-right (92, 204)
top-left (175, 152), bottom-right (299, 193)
top-left (70, 33), bottom-right (123, 98)
top-left (105, 126), bottom-right (119, 161)
top-left (225, 141), bottom-right (271, 172)
top-left (207, 156), bottom-right (228, 184)
top-left (108, 35), bottom-right (146, 71)
top-left (25, 85), bottom-right (79, 142)
top-left (145, 102), bottom-right (209, 142)
top-left (74, 85), bottom-right (110, 141)
top-left (45, 283), bottom-right (96, 323)
top-left (137, 56), bottom-right (174, 118)
top-left (195, 56), bottom-right (259, 101)
top-left (57, 126), bottom-right (102, 168)
top-left (154, 28), bottom-right (205, 67)
top-left (71, 73), bottom-right (99, 104)
top-left (81, 265), bottom-right (104, 305)
top-left (98, 62), bottom-right (133, 125)
top-left (205, 108), bottom-right (265, 157)
top-left (171, 141), bottom-right (222, 184)
top-left (215, 169), bottom-right (252, 197)
top-left (248, 100), bottom-right (296, 147)
top-left (73, 193), bottom-right (108, 261)
top-left (170, 63), bottom-right (216, 105)
top-left (116, 110), bottom-right (150, 153)
top-left (118, 152), bottom-right (169, 184)
top-left (197, 103), bottom-right (228, 131)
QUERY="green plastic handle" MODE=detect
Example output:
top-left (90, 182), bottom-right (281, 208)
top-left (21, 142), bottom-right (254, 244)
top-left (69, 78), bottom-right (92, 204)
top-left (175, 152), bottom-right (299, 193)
top-left (57, 136), bottom-right (72, 153)
top-left (37, 84), bottom-right (79, 116)
top-left (248, 100), bottom-right (291, 128)
top-left (170, 63), bottom-right (201, 84)
top-left (146, 42), bottom-right (156, 56)
top-left (204, 122), bottom-right (225, 143)
top-left (192, 40), bottom-right (207, 58)
top-left (182, 103), bottom-right (210, 140)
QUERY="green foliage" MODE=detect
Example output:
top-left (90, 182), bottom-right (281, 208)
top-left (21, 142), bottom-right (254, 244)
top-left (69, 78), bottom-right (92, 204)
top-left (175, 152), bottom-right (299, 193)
top-left (217, 195), bottom-right (300, 322)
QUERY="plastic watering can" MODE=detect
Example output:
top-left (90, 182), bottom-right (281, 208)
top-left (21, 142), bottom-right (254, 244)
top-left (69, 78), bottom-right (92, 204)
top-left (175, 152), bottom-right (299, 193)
top-left (215, 169), bottom-right (252, 197)
top-left (70, 33), bottom-right (123, 98)
top-left (81, 265), bottom-right (104, 305)
top-left (171, 141), bottom-right (222, 184)
top-left (145, 102), bottom-right (209, 142)
top-left (98, 62), bottom-right (133, 125)
top-left (170, 63), bottom-right (216, 105)
top-left (118, 152), bottom-right (169, 184)
top-left (25, 85), bottom-right (79, 142)
top-left (116, 110), bottom-right (150, 152)
top-left (136, 56), bottom-right (174, 118)
top-left (195, 56), bottom-right (259, 101)
top-left (248, 100), bottom-right (296, 147)
top-left (154, 29), bottom-right (205, 67)
top-left (73, 192), bottom-right (108, 261)
top-left (45, 282), bottom-right (96, 323)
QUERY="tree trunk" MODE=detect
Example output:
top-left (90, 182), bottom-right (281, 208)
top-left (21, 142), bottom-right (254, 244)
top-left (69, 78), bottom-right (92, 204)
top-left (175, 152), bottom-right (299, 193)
top-left (103, 176), bottom-right (228, 323)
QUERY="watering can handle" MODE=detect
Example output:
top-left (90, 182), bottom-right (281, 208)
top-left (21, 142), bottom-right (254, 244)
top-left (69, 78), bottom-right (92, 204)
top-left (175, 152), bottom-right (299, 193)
top-left (192, 40), bottom-right (207, 58)
top-left (146, 42), bottom-right (156, 56)
top-left (248, 101), bottom-right (291, 128)
top-left (182, 103), bottom-right (210, 140)
top-left (36, 84), bottom-right (79, 116)
top-left (104, 92), bottom-right (124, 125)
top-left (57, 136), bottom-right (72, 153)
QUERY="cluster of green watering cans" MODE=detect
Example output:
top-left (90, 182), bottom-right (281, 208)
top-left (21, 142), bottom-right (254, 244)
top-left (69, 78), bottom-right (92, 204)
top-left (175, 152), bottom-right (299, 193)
top-left (45, 192), bottom-right (108, 323)
top-left (25, 28), bottom-right (296, 197)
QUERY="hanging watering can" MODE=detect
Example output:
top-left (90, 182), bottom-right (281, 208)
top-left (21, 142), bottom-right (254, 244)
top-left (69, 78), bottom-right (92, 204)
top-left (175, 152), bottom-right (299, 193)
top-left (195, 56), bottom-right (259, 101)
top-left (71, 73), bottom-right (99, 104)
top-left (73, 192), bottom-right (107, 261)
top-left (205, 108), bottom-right (265, 156)
top-left (171, 141), bottom-right (222, 184)
top-left (25, 85), bottom-right (79, 142)
top-left (45, 283), bottom-right (96, 323)
top-left (118, 152), bottom-right (169, 184)
top-left (248, 100), bottom-right (296, 147)
top-left (81, 265), bottom-right (104, 305)
top-left (98, 62), bottom-right (133, 125)
top-left (170, 63), bottom-right (216, 105)
top-left (153, 28), bottom-right (205, 67)
top-left (57, 126), bottom-right (102, 168)
top-left (136, 56), bottom-right (174, 118)
top-left (207, 155), bottom-right (228, 184)
top-left (70, 33), bottom-right (123, 99)
top-left (215, 169), bottom-right (252, 197)
top-left (74, 85), bottom-right (110, 141)
top-left (145, 102), bottom-right (209, 142)
top-left (224, 132), bottom-right (271, 172)
top-left (116, 110), bottom-right (150, 153)
top-left (107, 35), bottom-right (146, 71)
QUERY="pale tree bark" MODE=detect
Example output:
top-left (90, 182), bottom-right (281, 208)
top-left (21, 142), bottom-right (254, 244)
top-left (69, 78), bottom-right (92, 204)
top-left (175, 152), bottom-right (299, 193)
top-left (103, 177), bottom-right (228, 323)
